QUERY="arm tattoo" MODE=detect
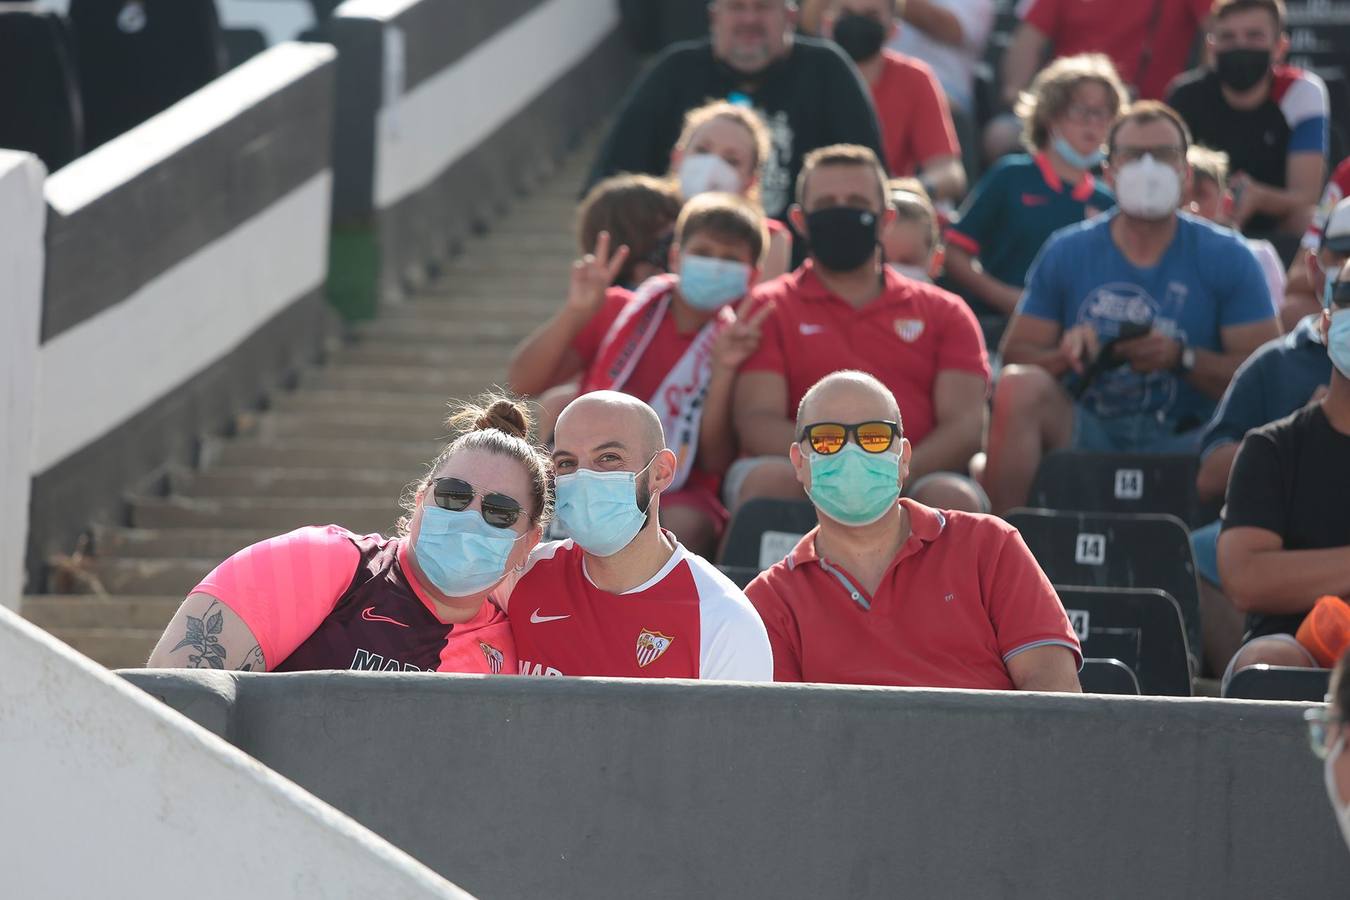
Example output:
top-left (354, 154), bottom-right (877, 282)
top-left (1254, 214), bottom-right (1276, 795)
top-left (169, 600), bottom-right (228, 669)
top-left (239, 645), bottom-right (266, 672)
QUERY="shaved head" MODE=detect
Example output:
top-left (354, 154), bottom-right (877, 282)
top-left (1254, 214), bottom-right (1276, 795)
top-left (556, 391), bottom-right (667, 462)
top-left (796, 370), bottom-right (902, 433)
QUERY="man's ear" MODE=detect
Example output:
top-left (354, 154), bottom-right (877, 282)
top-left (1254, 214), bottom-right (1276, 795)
top-left (668, 240), bottom-right (683, 275)
top-left (651, 448), bottom-right (679, 493)
top-left (788, 204), bottom-right (807, 238)
top-left (1274, 32), bottom-right (1290, 64)
top-left (789, 441), bottom-right (810, 489)
top-left (898, 437), bottom-right (913, 485)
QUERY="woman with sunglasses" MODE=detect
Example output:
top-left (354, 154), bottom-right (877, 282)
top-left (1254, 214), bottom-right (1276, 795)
top-left (1306, 648), bottom-right (1350, 850)
top-left (147, 396), bottom-right (550, 674)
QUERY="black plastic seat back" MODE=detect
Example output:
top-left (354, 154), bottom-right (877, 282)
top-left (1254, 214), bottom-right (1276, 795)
top-left (720, 499), bottom-right (818, 571)
top-left (1223, 665), bottom-right (1332, 702)
top-left (0, 6), bottom-right (83, 170)
top-left (1008, 508), bottom-right (1201, 665)
top-left (69, 0), bottom-right (226, 148)
top-left (1029, 451), bottom-right (1202, 525)
top-left (1057, 586), bottom-right (1192, 696)
top-left (1079, 658), bottom-right (1142, 695)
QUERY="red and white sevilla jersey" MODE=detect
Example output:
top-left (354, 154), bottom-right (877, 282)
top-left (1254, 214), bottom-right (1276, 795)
top-left (506, 536), bottom-right (772, 680)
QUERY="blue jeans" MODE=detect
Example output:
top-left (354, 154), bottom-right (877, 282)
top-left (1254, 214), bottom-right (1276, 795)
top-left (1071, 405), bottom-right (1205, 454)
top-left (1190, 519), bottom-right (1221, 586)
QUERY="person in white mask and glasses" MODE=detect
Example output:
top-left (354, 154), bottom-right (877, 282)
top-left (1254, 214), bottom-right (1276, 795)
top-left (981, 101), bottom-right (1282, 513)
top-left (1306, 649), bottom-right (1350, 852)
top-left (505, 391), bottom-right (772, 680)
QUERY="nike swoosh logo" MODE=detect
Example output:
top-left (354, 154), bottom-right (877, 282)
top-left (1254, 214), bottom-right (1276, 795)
top-left (362, 606), bottom-right (410, 628)
top-left (530, 610), bottom-right (570, 624)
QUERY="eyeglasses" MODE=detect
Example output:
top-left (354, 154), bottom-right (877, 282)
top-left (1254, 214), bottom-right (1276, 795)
top-left (432, 477), bottom-right (524, 528)
top-left (1064, 103), bottom-right (1114, 125)
top-left (1304, 705), bottom-right (1344, 759)
top-left (798, 421), bottom-right (901, 455)
top-left (1112, 145), bottom-right (1186, 166)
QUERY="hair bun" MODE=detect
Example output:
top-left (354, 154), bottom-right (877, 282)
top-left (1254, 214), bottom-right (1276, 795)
top-left (476, 399), bottom-right (530, 439)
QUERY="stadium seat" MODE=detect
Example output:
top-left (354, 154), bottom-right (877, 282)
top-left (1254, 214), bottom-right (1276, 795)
top-left (0, 6), bottom-right (83, 171)
top-left (1079, 658), bottom-right (1142, 695)
top-left (1058, 586), bottom-right (1192, 696)
top-left (222, 27), bottom-right (266, 70)
top-left (69, 0), bottom-right (226, 149)
top-left (1223, 665), bottom-right (1332, 702)
top-left (720, 499), bottom-right (818, 571)
top-left (1028, 451), bottom-right (1202, 526)
top-left (717, 565), bottom-right (760, 590)
top-left (1007, 509), bottom-right (1201, 667)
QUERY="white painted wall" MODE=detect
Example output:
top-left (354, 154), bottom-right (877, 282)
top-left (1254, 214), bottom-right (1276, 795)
top-left (0, 604), bottom-right (475, 899)
top-left (0, 152), bottom-right (46, 610)
top-left (367, 0), bottom-right (619, 209)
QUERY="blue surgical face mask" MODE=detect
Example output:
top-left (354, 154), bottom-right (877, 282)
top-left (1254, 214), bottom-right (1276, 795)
top-left (1328, 308), bottom-right (1350, 379)
top-left (1052, 132), bottom-right (1104, 170)
top-left (555, 460), bottom-right (654, 557)
top-left (679, 254), bottom-right (752, 311)
top-left (412, 505), bottom-right (524, 597)
top-left (806, 443), bottom-right (901, 526)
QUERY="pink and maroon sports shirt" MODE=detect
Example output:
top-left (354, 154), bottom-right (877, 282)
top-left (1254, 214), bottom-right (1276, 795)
top-left (192, 525), bottom-right (515, 674)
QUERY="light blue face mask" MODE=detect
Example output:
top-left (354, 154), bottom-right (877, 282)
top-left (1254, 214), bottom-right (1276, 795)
top-left (1328, 308), bottom-right (1350, 379)
top-left (555, 461), bottom-right (653, 557)
top-left (1052, 132), bottom-right (1104, 170)
top-left (412, 506), bottom-right (523, 597)
top-left (678, 254), bottom-right (752, 311)
top-left (807, 443), bottom-right (901, 527)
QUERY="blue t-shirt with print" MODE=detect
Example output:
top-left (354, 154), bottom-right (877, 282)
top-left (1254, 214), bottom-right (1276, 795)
top-left (1019, 211), bottom-right (1276, 426)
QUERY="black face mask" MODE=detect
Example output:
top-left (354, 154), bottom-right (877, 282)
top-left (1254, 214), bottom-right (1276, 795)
top-left (832, 13), bottom-right (887, 63)
top-left (805, 206), bottom-right (880, 272)
top-left (1215, 47), bottom-right (1272, 92)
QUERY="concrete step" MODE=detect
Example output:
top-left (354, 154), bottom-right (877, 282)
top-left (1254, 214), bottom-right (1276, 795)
top-left (44, 626), bottom-right (162, 670)
top-left (420, 272), bottom-right (568, 298)
top-left (130, 495), bottom-right (399, 533)
top-left (349, 317), bottom-right (524, 344)
top-left (268, 387), bottom-right (454, 418)
top-left (379, 297), bottom-right (563, 319)
top-left (330, 342), bottom-right (523, 369)
top-left (91, 525), bottom-right (289, 559)
top-left (174, 465), bottom-right (413, 499)
top-left (255, 409), bottom-right (450, 442)
top-left (46, 555), bottom-right (217, 596)
top-left (301, 364), bottom-right (504, 395)
top-left (24, 595), bottom-right (182, 630)
top-left (206, 436), bottom-right (439, 470)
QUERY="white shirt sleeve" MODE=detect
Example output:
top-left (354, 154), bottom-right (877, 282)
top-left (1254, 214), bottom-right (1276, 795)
top-left (686, 556), bottom-right (774, 681)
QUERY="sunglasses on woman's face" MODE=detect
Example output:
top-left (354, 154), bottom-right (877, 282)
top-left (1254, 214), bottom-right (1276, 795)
top-left (798, 420), bottom-right (901, 455)
top-left (432, 477), bottom-right (523, 528)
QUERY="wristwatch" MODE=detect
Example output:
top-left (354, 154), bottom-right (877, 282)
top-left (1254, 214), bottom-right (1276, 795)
top-left (1175, 343), bottom-right (1196, 375)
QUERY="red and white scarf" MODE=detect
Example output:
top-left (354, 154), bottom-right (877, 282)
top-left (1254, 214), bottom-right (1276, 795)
top-left (581, 275), bottom-right (731, 492)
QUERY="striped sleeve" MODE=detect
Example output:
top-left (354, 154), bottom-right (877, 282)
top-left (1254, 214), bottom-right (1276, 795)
top-left (1278, 70), bottom-right (1330, 156)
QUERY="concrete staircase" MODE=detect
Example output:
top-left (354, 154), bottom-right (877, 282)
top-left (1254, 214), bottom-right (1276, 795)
top-left (21, 146), bottom-right (590, 669)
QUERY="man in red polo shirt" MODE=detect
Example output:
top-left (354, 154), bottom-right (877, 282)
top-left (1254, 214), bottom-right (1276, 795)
top-left (729, 143), bottom-right (990, 512)
top-left (820, 0), bottom-right (966, 203)
top-left (745, 370), bottom-right (1082, 689)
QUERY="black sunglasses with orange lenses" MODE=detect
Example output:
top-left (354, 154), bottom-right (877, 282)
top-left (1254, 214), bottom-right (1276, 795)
top-left (432, 477), bottom-right (523, 528)
top-left (798, 421), bottom-right (901, 455)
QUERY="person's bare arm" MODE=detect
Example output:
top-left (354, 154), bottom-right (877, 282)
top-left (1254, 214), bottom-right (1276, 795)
top-left (1006, 645), bottom-right (1082, 692)
top-left (733, 371), bottom-right (796, 457)
top-left (907, 370), bottom-right (987, 480)
top-left (1281, 249), bottom-right (1325, 330)
top-left (1000, 314), bottom-right (1094, 378)
top-left (1218, 527), bottom-right (1350, 615)
top-left (900, 0), bottom-right (965, 46)
top-left (999, 22), bottom-right (1050, 108)
top-left (699, 300), bottom-right (774, 473)
top-left (147, 593), bottom-right (267, 671)
top-left (917, 155), bottom-right (967, 204)
top-left (1196, 442), bottom-right (1239, 503)
top-left (944, 245), bottom-right (1024, 315)
top-left (506, 232), bottom-right (628, 396)
top-left (1231, 155), bottom-right (1326, 233)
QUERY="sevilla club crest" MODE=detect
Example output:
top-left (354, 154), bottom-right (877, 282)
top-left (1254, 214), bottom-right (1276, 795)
top-left (635, 629), bottom-right (675, 668)
top-left (894, 318), bottom-right (925, 343)
top-left (479, 641), bottom-right (504, 674)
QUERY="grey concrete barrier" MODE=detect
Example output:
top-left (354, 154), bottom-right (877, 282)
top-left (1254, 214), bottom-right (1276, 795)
top-left (119, 671), bottom-right (1350, 899)
top-left (22, 43), bottom-right (339, 587)
top-left (328, 0), bottom-right (641, 312)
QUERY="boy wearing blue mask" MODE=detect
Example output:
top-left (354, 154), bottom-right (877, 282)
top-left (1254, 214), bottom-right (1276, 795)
top-left (744, 370), bottom-right (1081, 689)
top-left (508, 193), bottom-right (772, 556)
top-left (506, 391), bottom-right (772, 680)
top-left (1219, 262), bottom-right (1350, 689)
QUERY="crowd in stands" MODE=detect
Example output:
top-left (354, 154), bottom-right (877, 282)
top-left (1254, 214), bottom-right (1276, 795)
top-left (147, 0), bottom-right (1350, 706)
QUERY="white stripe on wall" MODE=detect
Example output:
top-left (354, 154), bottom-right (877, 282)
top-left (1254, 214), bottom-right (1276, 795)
top-left (371, 0), bottom-right (617, 210)
top-left (32, 170), bottom-right (332, 474)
